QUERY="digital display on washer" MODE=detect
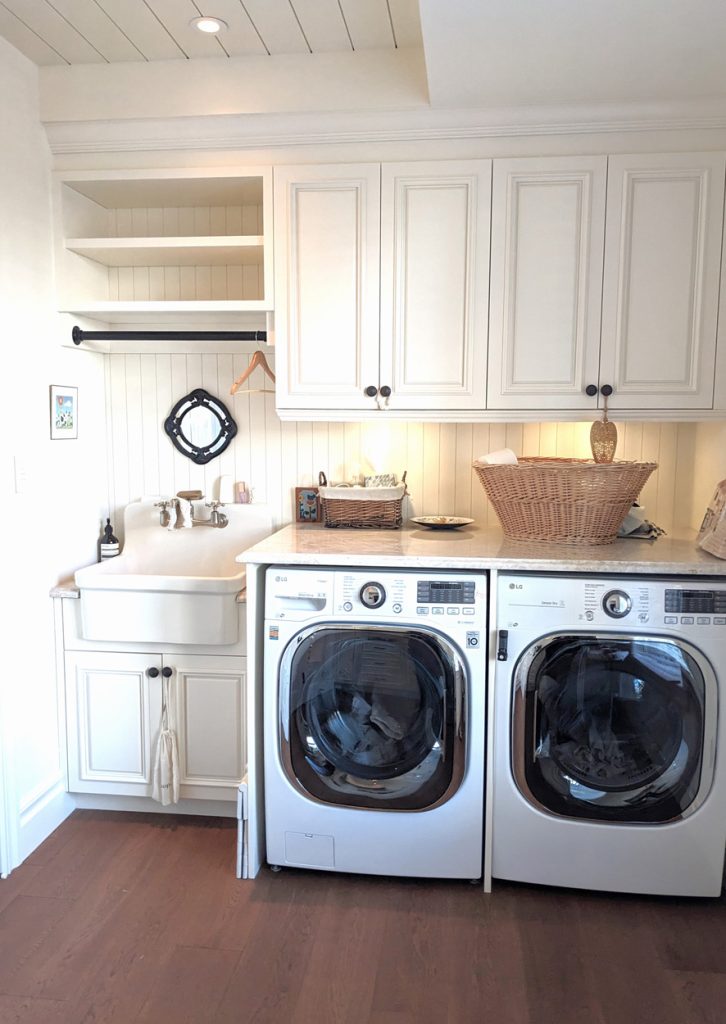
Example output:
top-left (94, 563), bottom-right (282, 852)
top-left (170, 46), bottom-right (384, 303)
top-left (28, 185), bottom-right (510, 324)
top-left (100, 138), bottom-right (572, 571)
top-left (416, 581), bottom-right (476, 604)
top-left (664, 589), bottom-right (726, 614)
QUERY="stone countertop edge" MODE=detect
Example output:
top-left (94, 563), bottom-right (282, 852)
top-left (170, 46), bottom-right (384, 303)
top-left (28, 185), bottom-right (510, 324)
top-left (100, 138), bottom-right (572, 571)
top-left (51, 578), bottom-right (248, 601)
top-left (51, 578), bottom-right (80, 598)
top-left (236, 523), bottom-right (726, 576)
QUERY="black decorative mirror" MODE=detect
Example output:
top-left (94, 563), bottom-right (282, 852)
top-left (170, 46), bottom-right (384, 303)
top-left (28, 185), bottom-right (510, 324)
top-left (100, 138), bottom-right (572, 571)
top-left (163, 388), bottom-right (237, 465)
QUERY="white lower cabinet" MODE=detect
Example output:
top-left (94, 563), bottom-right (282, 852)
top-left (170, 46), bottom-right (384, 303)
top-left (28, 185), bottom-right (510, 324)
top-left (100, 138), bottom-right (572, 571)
top-left (65, 649), bottom-right (246, 803)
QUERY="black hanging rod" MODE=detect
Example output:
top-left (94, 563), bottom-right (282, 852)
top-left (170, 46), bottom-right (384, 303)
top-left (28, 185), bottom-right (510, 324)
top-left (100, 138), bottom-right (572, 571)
top-left (72, 325), bottom-right (267, 345)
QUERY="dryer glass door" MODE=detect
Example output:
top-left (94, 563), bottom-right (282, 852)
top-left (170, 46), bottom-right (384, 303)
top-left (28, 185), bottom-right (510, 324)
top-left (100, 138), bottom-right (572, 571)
top-left (513, 635), bottom-right (713, 823)
top-left (280, 625), bottom-right (466, 811)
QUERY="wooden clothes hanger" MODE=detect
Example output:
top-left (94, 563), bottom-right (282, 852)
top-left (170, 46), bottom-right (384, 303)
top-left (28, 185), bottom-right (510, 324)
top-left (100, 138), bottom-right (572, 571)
top-left (230, 350), bottom-right (276, 396)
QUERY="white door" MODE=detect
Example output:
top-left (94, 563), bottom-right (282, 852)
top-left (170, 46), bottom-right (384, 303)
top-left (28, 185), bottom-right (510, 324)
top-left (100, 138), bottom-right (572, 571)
top-left (65, 651), bottom-right (162, 796)
top-left (379, 160), bottom-right (491, 410)
top-left (274, 164), bottom-right (381, 411)
top-left (487, 156), bottom-right (607, 410)
top-left (600, 152), bottom-right (726, 410)
top-left (171, 654), bottom-right (246, 801)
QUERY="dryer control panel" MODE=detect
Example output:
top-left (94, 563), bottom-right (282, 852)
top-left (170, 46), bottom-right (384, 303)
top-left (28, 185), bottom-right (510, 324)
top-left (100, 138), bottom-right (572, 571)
top-left (499, 574), bottom-right (726, 633)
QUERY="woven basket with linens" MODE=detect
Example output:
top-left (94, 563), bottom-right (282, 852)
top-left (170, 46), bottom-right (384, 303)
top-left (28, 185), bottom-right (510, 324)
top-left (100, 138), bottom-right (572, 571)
top-left (472, 457), bottom-right (657, 546)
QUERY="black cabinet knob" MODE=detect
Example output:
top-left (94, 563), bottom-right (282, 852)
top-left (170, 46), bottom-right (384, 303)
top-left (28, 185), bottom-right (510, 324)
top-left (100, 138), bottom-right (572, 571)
top-left (585, 384), bottom-right (598, 397)
top-left (600, 384), bottom-right (613, 397)
top-left (364, 385), bottom-right (378, 397)
top-left (147, 667), bottom-right (159, 678)
top-left (379, 385), bottom-right (392, 398)
top-left (162, 666), bottom-right (173, 678)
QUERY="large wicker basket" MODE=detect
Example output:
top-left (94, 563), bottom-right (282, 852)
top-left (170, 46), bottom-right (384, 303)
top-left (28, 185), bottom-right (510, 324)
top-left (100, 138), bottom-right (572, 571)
top-left (472, 457), bottom-right (657, 545)
top-left (318, 471), bottom-right (408, 529)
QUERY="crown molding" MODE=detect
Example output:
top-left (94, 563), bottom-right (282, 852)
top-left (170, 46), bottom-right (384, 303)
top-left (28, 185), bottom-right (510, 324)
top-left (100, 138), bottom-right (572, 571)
top-left (44, 100), bottom-right (726, 155)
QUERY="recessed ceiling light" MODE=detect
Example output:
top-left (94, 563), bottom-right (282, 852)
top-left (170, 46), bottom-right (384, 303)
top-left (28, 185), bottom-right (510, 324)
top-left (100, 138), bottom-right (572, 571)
top-left (190, 16), bottom-right (228, 34)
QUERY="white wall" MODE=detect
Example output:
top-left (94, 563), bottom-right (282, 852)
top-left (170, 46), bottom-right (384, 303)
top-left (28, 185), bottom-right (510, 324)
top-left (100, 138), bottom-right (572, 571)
top-left (686, 421), bottom-right (726, 532)
top-left (1, 35), bottom-right (109, 870)
top-left (107, 349), bottom-right (695, 539)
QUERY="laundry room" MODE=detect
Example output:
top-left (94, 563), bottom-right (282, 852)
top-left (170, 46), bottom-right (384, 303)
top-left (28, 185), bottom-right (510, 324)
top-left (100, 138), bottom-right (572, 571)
top-left (3, 1), bottom-right (726, 1022)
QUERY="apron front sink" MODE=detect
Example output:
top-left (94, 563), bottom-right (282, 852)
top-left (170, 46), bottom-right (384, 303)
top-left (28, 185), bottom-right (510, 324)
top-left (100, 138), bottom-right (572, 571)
top-left (75, 500), bottom-right (274, 645)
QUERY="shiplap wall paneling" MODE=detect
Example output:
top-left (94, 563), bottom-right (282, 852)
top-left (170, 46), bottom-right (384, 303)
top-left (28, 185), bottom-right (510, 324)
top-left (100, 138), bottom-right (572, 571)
top-left (107, 202), bottom-right (264, 302)
top-left (107, 350), bottom-right (688, 537)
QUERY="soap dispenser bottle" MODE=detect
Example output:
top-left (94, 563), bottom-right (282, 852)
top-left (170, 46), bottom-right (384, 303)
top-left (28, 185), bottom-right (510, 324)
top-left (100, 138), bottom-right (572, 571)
top-left (100, 518), bottom-right (120, 560)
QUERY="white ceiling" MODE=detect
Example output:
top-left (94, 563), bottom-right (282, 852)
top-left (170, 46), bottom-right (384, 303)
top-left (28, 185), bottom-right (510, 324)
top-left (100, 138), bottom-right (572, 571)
top-left (419, 0), bottom-right (726, 109)
top-left (0, 0), bottom-right (421, 65)
top-left (4, 0), bottom-right (726, 117)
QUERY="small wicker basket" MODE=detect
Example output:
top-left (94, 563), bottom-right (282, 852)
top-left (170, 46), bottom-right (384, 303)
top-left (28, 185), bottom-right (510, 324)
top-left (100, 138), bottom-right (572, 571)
top-left (472, 457), bottom-right (657, 546)
top-left (318, 471), bottom-right (408, 529)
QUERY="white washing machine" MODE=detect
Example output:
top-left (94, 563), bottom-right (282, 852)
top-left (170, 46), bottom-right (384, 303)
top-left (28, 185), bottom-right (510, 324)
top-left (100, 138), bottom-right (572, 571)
top-left (264, 567), bottom-right (487, 878)
top-left (493, 573), bottom-right (726, 897)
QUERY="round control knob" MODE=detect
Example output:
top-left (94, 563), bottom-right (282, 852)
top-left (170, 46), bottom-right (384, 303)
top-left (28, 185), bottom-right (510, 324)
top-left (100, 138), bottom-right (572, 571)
top-left (392, 602), bottom-right (402, 613)
top-left (603, 589), bottom-right (632, 618)
top-left (360, 582), bottom-right (386, 609)
top-left (343, 601), bottom-right (353, 612)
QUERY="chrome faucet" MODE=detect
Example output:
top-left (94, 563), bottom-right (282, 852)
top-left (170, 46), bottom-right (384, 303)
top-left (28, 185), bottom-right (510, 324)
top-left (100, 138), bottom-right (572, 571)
top-left (154, 498), bottom-right (178, 527)
top-left (156, 496), bottom-right (227, 528)
top-left (192, 499), bottom-right (228, 529)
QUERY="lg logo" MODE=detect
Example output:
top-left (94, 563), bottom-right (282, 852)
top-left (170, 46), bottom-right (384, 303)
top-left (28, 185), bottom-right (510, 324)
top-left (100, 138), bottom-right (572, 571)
top-left (509, 583), bottom-right (523, 590)
top-left (275, 575), bottom-right (288, 583)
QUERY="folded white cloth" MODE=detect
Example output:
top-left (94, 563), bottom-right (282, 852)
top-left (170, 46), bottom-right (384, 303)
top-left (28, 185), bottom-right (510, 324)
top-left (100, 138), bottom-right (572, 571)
top-left (177, 498), bottom-right (193, 528)
top-left (476, 448), bottom-right (518, 465)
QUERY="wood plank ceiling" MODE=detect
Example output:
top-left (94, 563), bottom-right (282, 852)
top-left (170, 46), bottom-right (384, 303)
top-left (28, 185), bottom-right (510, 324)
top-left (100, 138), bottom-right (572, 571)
top-left (0, 0), bottom-right (421, 65)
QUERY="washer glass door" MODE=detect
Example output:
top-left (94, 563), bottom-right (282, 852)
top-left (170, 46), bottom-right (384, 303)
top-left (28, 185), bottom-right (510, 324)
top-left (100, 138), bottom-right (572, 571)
top-left (513, 634), bottom-right (714, 822)
top-left (280, 625), bottom-right (466, 810)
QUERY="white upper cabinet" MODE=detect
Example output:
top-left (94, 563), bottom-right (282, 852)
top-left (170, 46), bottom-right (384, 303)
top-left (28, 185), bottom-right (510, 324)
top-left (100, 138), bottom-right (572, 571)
top-left (487, 156), bottom-right (607, 410)
top-left (273, 164), bottom-right (381, 411)
top-left (379, 161), bottom-right (491, 411)
top-left (600, 152), bottom-right (726, 410)
top-left (53, 167), bottom-right (273, 324)
top-left (274, 160), bottom-right (491, 416)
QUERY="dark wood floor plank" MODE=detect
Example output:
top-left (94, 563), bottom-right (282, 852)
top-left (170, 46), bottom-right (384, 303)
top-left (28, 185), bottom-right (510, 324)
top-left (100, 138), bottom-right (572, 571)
top-left (212, 868), bottom-right (331, 1024)
top-left (0, 863), bottom-right (43, 914)
top-left (2, 812), bottom-right (726, 1024)
top-left (668, 971), bottom-right (726, 1024)
top-left (0, 896), bottom-right (74, 997)
top-left (134, 945), bottom-right (241, 1024)
top-left (0, 994), bottom-right (69, 1023)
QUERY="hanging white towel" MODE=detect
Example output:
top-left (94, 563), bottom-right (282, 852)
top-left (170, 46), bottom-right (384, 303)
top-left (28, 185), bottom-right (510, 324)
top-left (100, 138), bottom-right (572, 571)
top-left (152, 675), bottom-right (180, 805)
top-left (176, 498), bottom-right (193, 529)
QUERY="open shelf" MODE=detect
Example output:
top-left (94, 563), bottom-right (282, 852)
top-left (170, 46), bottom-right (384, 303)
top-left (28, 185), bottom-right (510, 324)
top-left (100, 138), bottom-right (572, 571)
top-left (53, 168), bottom-right (273, 328)
top-left (65, 236), bottom-right (264, 267)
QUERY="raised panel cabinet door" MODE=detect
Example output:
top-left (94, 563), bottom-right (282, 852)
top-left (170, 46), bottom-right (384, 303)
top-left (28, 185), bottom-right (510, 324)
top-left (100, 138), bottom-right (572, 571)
top-left (601, 152), bottom-right (726, 410)
top-left (65, 651), bottom-right (161, 796)
top-left (379, 160), bottom-right (491, 410)
top-left (273, 164), bottom-right (381, 410)
top-left (487, 156), bottom-right (607, 410)
top-left (170, 655), bottom-right (246, 801)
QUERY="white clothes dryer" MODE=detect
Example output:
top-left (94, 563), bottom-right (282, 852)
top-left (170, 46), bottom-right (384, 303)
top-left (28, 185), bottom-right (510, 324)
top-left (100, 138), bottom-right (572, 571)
top-left (263, 567), bottom-right (488, 879)
top-left (493, 573), bottom-right (726, 897)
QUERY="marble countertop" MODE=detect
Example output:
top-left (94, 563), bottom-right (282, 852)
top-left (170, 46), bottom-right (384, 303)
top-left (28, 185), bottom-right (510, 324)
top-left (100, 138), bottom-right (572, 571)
top-left (238, 523), bottom-right (726, 575)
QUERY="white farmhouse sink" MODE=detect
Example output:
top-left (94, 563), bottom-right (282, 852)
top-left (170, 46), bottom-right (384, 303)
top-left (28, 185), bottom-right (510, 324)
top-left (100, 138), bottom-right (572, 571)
top-left (74, 499), bottom-right (274, 645)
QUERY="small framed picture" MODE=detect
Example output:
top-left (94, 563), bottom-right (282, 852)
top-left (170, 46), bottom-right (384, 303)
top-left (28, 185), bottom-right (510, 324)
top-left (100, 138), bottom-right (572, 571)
top-left (295, 487), bottom-right (320, 523)
top-left (50, 385), bottom-right (78, 440)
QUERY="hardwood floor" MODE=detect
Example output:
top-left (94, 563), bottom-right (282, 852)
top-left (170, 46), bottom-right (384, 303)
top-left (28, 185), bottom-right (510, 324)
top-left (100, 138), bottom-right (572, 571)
top-left (0, 810), bottom-right (724, 1024)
